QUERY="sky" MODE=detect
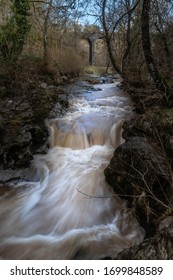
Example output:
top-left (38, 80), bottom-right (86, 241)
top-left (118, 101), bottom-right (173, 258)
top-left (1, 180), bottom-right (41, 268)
top-left (78, 0), bottom-right (100, 26)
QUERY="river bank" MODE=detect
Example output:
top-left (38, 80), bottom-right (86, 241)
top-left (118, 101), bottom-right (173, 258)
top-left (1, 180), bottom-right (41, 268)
top-left (105, 83), bottom-right (173, 259)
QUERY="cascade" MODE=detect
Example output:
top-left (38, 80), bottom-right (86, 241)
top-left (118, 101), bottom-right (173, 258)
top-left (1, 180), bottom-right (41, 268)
top-left (0, 82), bottom-right (144, 259)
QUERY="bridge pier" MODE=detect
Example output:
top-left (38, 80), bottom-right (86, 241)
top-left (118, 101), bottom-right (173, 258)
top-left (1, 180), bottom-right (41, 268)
top-left (85, 33), bottom-right (103, 66)
top-left (87, 38), bottom-right (95, 66)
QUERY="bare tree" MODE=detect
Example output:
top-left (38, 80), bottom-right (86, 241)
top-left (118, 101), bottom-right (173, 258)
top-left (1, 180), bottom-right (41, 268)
top-left (141, 0), bottom-right (170, 103)
top-left (31, 1), bottom-right (76, 62)
top-left (100, 0), bottom-right (141, 81)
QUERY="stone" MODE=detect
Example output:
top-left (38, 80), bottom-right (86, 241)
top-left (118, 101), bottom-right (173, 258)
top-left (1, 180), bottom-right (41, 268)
top-left (39, 82), bottom-right (47, 89)
top-left (0, 85), bottom-right (69, 169)
top-left (122, 116), bottom-right (153, 140)
top-left (104, 136), bottom-right (173, 236)
top-left (116, 217), bottom-right (173, 259)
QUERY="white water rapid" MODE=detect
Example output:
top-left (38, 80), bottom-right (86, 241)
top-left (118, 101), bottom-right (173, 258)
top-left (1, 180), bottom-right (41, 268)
top-left (0, 81), bottom-right (145, 259)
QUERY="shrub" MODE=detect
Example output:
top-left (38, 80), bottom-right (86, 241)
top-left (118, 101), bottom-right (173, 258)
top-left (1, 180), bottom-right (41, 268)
top-left (43, 47), bottom-right (84, 77)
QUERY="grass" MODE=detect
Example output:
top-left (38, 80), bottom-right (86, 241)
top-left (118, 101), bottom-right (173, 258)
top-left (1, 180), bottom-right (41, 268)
top-left (84, 65), bottom-right (114, 76)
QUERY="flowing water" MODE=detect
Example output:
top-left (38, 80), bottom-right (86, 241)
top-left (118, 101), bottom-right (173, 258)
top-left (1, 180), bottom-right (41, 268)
top-left (0, 80), bottom-right (144, 259)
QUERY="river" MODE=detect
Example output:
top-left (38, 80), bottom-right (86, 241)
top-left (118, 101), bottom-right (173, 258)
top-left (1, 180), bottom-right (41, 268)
top-left (0, 79), bottom-right (144, 259)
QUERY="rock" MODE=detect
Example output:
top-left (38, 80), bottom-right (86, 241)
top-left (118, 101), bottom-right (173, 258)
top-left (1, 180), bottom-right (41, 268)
top-left (126, 86), bottom-right (163, 113)
top-left (3, 127), bottom-right (32, 147)
top-left (30, 126), bottom-right (48, 154)
top-left (39, 82), bottom-right (47, 89)
top-left (1, 126), bottom-right (33, 168)
top-left (105, 100), bottom-right (173, 238)
top-left (148, 108), bottom-right (173, 158)
top-left (104, 136), bottom-right (173, 237)
top-left (116, 217), bottom-right (173, 259)
top-left (0, 85), bottom-right (69, 169)
top-left (122, 116), bottom-right (153, 139)
top-left (30, 126), bottom-right (47, 146)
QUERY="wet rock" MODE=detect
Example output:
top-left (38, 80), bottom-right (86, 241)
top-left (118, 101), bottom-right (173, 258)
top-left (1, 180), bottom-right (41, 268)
top-left (0, 85), bottom-right (69, 169)
top-left (3, 127), bottom-right (32, 147)
top-left (116, 217), bottom-right (173, 260)
top-left (29, 125), bottom-right (49, 155)
top-left (30, 126), bottom-right (47, 146)
top-left (0, 125), bottom-right (32, 168)
top-left (104, 82), bottom-right (173, 255)
top-left (105, 136), bottom-right (173, 237)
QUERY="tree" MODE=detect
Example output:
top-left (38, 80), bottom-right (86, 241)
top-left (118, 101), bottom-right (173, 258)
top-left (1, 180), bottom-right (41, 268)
top-left (141, 0), bottom-right (170, 102)
top-left (100, 0), bottom-right (141, 80)
top-left (0, 0), bottom-right (30, 61)
top-left (31, 0), bottom-right (86, 64)
top-left (97, 0), bottom-right (173, 101)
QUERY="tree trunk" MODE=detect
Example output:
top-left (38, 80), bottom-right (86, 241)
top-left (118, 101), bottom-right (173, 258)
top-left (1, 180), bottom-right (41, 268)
top-left (43, 0), bottom-right (53, 64)
top-left (102, 0), bottom-right (122, 77)
top-left (141, 0), bottom-right (169, 102)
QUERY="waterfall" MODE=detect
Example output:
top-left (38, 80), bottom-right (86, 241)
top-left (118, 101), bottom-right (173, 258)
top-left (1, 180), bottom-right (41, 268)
top-left (0, 82), bottom-right (145, 259)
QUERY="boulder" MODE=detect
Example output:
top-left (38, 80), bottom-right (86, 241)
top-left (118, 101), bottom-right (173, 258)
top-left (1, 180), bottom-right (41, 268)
top-left (105, 136), bottom-right (173, 237)
top-left (0, 86), bottom-right (69, 169)
top-left (116, 216), bottom-right (173, 259)
top-left (2, 126), bottom-right (33, 168)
